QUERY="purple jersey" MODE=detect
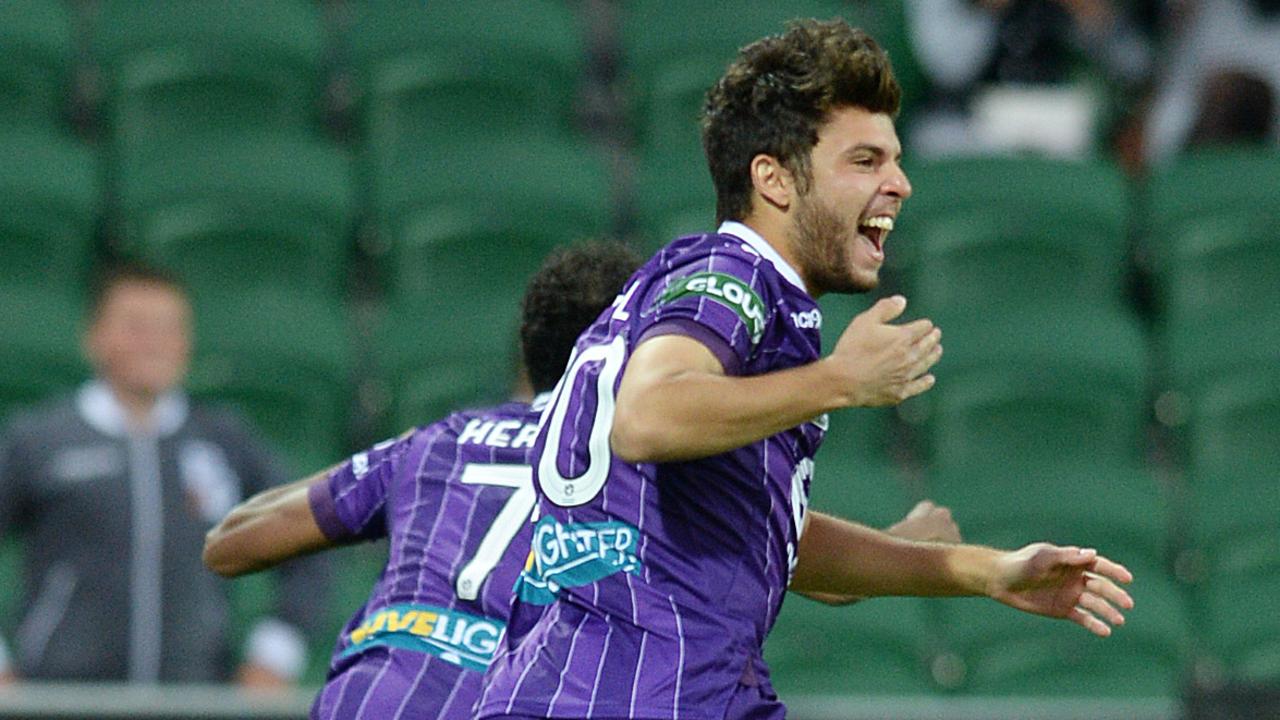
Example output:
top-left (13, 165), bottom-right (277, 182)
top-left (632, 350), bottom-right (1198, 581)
top-left (478, 224), bottom-right (826, 720)
top-left (305, 396), bottom-right (548, 720)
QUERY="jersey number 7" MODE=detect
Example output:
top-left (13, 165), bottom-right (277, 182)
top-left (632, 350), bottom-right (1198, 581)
top-left (454, 463), bottom-right (535, 601)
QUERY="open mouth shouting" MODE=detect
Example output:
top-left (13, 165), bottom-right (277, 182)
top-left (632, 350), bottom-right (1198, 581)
top-left (857, 215), bottom-right (894, 261)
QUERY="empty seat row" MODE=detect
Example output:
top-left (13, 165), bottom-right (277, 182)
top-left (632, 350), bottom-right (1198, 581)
top-left (1, 0), bottom-right (593, 147)
top-left (784, 432), bottom-right (1278, 696)
top-left (9, 129), bottom-right (1276, 323)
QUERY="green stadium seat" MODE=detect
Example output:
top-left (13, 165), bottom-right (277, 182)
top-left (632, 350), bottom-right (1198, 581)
top-left (871, 1), bottom-right (927, 125)
top-left (304, 541), bottom-right (388, 683)
top-left (621, 0), bottom-right (871, 152)
top-left (349, 0), bottom-right (586, 157)
top-left (1186, 371), bottom-right (1280, 480)
top-left (1155, 314), bottom-right (1279, 474)
top-left (0, 288), bottom-right (88, 425)
top-left (1186, 473), bottom-right (1279, 573)
top-left (811, 407), bottom-right (907, 529)
top-left (633, 152), bottom-right (716, 252)
top-left (899, 157), bottom-right (1130, 312)
top-left (909, 307), bottom-right (1150, 474)
top-left (1185, 465), bottom-right (1279, 670)
top-left (806, 293), bottom-right (913, 527)
top-left (0, 129), bottom-right (99, 291)
top-left (226, 540), bottom-right (389, 686)
top-left (935, 576), bottom-right (1191, 698)
top-left (1160, 315), bottom-right (1278, 396)
top-left (188, 289), bottom-right (353, 475)
top-left (0, 0), bottom-right (74, 129)
top-left (1197, 555), bottom-right (1280, 684)
top-left (925, 463), bottom-right (1172, 579)
top-left (113, 132), bottom-right (355, 301)
top-left (767, 595), bottom-right (938, 695)
top-left (0, 539), bottom-right (22, 648)
top-left (369, 136), bottom-right (613, 305)
top-left (1144, 148), bottom-right (1280, 327)
top-left (374, 302), bottom-right (521, 437)
top-left (90, 0), bottom-right (325, 149)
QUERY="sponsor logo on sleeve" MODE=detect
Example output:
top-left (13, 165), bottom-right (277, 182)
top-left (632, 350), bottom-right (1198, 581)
top-left (790, 309), bottom-right (822, 330)
top-left (654, 271), bottom-right (767, 345)
top-left (515, 516), bottom-right (643, 605)
top-left (341, 603), bottom-right (505, 672)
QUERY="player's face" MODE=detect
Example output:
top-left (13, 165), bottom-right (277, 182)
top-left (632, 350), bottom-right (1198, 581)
top-left (86, 282), bottom-right (192, 399)
top-left (789, 106), bottom-right (911, 295)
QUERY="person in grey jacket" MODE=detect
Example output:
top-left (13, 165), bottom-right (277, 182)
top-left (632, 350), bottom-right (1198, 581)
top-left (0, 264), bottom-right (328, 686)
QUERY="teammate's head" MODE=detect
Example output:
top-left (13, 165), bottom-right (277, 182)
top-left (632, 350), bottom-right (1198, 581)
top-left (520, 241), bottom-right (642, 393)
top-left (702, 19), bottom-right (910, 295)
top-left (84, 262), bottom-right (192, 399)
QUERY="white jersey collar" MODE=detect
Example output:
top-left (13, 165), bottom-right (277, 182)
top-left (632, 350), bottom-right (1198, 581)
top-left (77, 380), bottom-right (189, 439)
top-left (717, 221), bottom-right (808, 294)
top-left (530, 391), bottom-right (554, 412)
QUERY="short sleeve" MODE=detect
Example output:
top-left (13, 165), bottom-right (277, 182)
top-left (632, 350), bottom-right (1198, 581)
top-left (636, 248), bottom-right (770, 375)
top-left (308, 428), bottom-right (420, 542)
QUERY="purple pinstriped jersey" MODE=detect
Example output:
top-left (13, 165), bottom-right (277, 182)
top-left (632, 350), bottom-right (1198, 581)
top-left (305, 397), bottom-right (548, 720)
top-left (477, 224), bottom-right (826, 720)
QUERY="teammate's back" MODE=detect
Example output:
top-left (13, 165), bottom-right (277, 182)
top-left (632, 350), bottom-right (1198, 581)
top-left (310, 399), bottom-right (545, 719)
top-left (201, 241), bottom-right (643, 720)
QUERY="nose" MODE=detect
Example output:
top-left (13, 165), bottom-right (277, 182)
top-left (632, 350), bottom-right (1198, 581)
top-left (883, 164), bottom-right (912, 200)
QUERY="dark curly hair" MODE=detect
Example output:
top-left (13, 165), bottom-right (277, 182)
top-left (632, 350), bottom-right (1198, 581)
top-left (702, 18), bottom-right (901, 224)
top-left (520, 240), bottom-right (643, 392)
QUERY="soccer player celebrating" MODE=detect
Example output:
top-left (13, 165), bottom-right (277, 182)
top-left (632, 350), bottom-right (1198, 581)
top-left (476, 20), bottom-right (1134, 720)
top-left (203, 239), bottom-right (960, 719)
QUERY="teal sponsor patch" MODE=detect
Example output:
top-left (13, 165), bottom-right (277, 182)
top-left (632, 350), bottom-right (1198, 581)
top-left (340, 603), bottom-right (504, 672)
top-left (515, 516), bottom-right (642, 605)
top-left (654, 272), bottom-right (766, 344)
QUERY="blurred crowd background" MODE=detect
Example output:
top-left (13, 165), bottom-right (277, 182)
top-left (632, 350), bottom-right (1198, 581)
top-left (0, 0), bottom-right (1277, 711)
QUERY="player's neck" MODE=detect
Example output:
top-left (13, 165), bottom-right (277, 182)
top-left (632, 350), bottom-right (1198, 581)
top-left (737, 212), bottom-right (813, 294)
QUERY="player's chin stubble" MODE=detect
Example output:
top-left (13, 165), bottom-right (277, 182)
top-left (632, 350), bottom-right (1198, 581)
top-left (790, 193), bottom-right (878, 296)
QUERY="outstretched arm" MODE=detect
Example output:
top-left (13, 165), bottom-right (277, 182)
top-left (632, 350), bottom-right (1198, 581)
top-left (792, 511), bottom-right (1133, 636)
top-left (612, 296), bottom-right (942, 463)
top-left (799, 500), bottom-right (962, 605)
top-left (203, 467), bottom-right (338, 577)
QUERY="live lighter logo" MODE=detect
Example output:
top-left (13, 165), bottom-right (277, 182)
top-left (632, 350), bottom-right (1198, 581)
top-left (341, 603), bottom-right (505, 673)
top-left (516, 516), bottom-right (643, 605)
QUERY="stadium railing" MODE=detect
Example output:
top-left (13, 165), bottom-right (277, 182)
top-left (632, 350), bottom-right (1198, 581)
top-left (0, 684), bottom-right (1183, 720)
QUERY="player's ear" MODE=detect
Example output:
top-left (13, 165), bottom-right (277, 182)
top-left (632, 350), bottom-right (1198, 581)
top-left (750, 153), bottom-right (794, 211)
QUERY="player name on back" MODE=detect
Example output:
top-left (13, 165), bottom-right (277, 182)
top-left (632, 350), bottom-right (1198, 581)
top-left (458, 418), bottom-right (541, 449)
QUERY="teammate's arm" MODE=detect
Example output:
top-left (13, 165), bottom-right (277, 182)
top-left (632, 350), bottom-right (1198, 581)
top-left (611, 296), bottom-right (942, 463)
top-left (203, 467), bottom-right (338, 577)
top-left (799, 500), bottom-right (961, 605)
top-left (791, 511), bottom-right (1134, 637)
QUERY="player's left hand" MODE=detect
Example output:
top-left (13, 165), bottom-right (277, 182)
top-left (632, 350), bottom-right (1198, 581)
top-left (236, 662), bottom-right (293, 692)
top-left (988, 544), bottom-right (1134, 637)
top-left (886, 500), bottom-right (961, 543)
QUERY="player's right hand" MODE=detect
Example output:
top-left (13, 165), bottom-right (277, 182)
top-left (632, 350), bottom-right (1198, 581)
top-left (988, 544), bottom-right (1134, 637)
top-left (826, 295), bottom-right (942, 407)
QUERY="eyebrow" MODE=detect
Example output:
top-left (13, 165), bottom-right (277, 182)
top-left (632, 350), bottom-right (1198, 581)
top-left (843, 143), bottom-right (903, 162)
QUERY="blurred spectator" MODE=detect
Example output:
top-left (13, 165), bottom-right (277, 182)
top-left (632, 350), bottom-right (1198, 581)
top-left (0, 264), bottom-right (328, 686)
top-left (905, 0), bottom-right (1153, 157)
top-left (1142, 0), bottom-right (1280, 164)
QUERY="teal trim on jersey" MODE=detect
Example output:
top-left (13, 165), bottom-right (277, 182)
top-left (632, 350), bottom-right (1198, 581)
top-left (654, 271), bottom-right (766, 344)
top-left (339, 603), bottom-right (504, 672)
top-left (516, 516), bottom-right (643, 605)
